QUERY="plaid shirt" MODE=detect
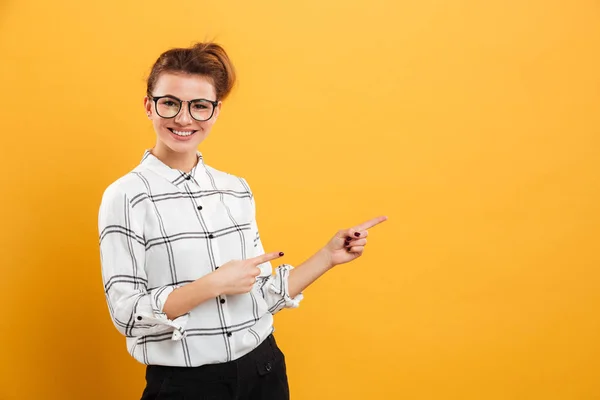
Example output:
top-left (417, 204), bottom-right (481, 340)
top-left (98, 150), bottom-right (302, 367)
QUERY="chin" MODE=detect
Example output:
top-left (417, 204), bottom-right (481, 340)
top-left (167, 141), bottom-right (201, 154)
top-left (159, 131), bottom-right (205, 153)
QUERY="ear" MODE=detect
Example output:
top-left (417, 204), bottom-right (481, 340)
top-left (144, 96), bottom-right (152, 117)
top-left (213, 101), bottom-right (222, 120)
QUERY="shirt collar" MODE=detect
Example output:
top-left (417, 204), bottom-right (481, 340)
top-left (140, 149), bottom-right (204, 188)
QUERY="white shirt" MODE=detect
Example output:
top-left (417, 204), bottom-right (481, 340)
top-left (98, 150), bottom-right (303, 367)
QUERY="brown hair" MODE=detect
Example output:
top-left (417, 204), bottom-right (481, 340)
top-left (146, 42), bottom-right (236, 101)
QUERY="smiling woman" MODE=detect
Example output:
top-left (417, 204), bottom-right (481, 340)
top-left (97, 42), bottom-right (386, 400)
top-left (143, 43), bottom-right (234, 171)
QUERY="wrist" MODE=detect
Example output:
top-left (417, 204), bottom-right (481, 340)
top-left (317, 247), bottom-right (335, 270)
top-left (197, 270), bottom-right (223, 298)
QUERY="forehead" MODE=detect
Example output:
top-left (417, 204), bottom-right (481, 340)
top-left (153, 72), bottom-right (216, 100)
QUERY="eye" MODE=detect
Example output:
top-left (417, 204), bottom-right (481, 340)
top-left (157, 98), bottom-right (180, 108)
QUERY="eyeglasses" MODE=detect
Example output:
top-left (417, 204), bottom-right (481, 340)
top-left (149, 95), bottom-right (218, 121)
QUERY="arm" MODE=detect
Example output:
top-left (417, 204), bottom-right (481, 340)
top-left (99, 185), bottom-right (193, 340)
top-left (242, 177), bottom-right (387, 311)
top-left (287, 216), bottom-right (389, 297)
top-left (287, 249), bottom-right (333, 298)
top-left (164, 252), bottom-right (287, 319)
top-left (162, 275), bottom-right (220, 320)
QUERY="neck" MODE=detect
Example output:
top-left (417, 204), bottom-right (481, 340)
top-left (151, 143), bottom-right (198, 173)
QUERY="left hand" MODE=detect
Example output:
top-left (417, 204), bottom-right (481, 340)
top-left (321, 215), bottom-right (388, 268)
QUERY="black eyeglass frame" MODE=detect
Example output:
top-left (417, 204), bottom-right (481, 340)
top-left (149, 95), bottom-right (219, 121)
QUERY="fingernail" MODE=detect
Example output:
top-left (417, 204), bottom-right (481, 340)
top-left (279, 252), bottom-right (284, 256)
top-left (354, 232), bottom-right (360, 237)
top-left (346, 236), bottom-right (351, 241)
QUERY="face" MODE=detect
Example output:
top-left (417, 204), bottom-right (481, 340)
top-left (144, 72), bottom-right (221, 157)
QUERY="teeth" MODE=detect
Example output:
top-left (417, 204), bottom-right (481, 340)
top-left (172, 129), bottom-right (195, 137)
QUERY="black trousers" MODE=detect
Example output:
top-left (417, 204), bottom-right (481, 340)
top-left (140, 334), bottom-right (290, 400)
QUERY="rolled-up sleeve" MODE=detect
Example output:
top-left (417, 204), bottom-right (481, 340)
top-left (98, 184), bottom-right (188, 340)
top-left (241, 178), bottom-right (304, 314)
top-left (258, 263), bottom-right (303, 314)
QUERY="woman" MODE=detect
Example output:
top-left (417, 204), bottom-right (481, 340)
top-left (98, 42), bottom-right (387, 399)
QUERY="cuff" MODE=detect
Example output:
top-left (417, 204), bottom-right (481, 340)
top-left (135, 285), bottom-right (189, 341)
top-left (268, 264), bottom-right (304, 311)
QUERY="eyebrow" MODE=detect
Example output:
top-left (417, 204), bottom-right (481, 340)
top-left (158, 94), bottom-right (215, 102)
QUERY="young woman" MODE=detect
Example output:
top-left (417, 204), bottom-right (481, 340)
top-left (98, 42), bottom-right (387, 399)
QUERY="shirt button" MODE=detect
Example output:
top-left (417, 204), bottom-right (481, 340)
top-left (208, 234), bottom-right (214, 239)
top-left (265, 362), bottom-right (272, 372)
top-left (185, 175), bottom-right (191, 180)
top-left (197, 205), bottom-right (203, 210)
top-left (136, 316), bottom-right (142, 321)
top-left (220, 298), bottom-right (225, 304)
top-left (226, 332), bottom-right (232, 337)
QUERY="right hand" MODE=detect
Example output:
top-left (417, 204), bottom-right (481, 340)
top-left (213, 251), bottom-right (285, 296)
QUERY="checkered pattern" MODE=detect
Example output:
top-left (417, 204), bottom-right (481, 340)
top-left (98, 150), bottom-right (302, 367)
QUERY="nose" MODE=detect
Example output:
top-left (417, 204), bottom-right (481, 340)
top-left (174, 101), bottom-right (193, 125)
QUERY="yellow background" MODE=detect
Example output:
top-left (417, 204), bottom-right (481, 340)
top-left (1, 0), bottom-right (599, 399)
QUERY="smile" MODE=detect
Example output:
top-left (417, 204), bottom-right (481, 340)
top-left (168, 128), bottom-right (197, 137)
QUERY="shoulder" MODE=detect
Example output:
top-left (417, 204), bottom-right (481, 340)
top-left (100, 169), bottom-right (149, 209)
top-left (204, 164), bottom-right (254, 196)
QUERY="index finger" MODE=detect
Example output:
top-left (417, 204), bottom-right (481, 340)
top-left (353, 215), bottom-right (388, 231)
top-left (248, 251), bottom-right (285, 266)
